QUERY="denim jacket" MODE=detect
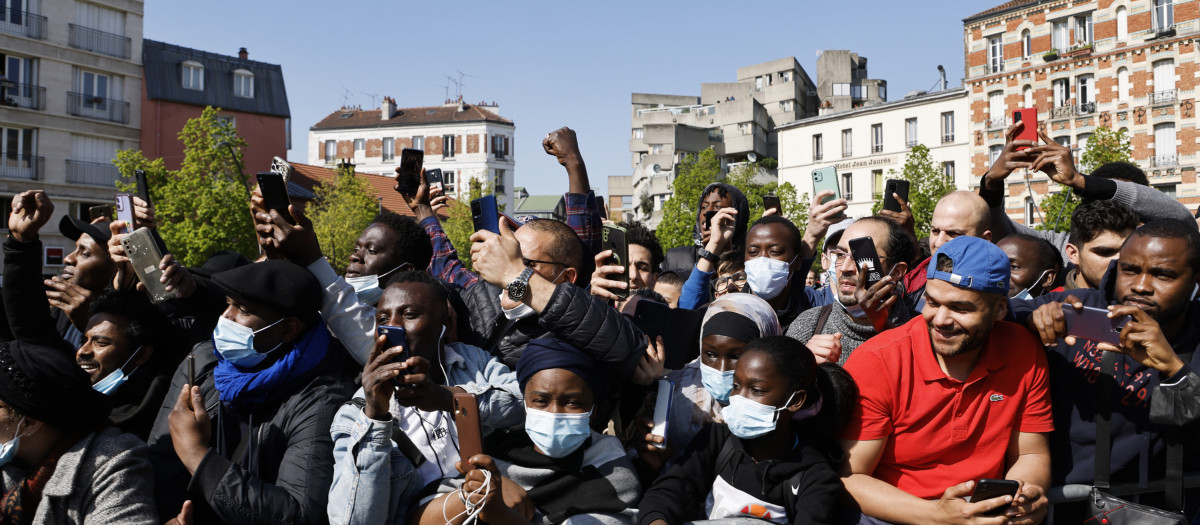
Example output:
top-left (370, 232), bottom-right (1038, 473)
top-left (328, 341), bottom-right (523, 525)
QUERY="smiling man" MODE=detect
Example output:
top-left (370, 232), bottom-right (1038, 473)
top-left (841, 236), bottom-right (1053, 525)
top-left (1011, 219), bottom-right (1200, 512)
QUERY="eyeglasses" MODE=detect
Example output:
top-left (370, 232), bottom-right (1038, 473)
top-left (827, 249), bottom-right (891, 265)
top-left (713, 271), bottom-right (747, 294)
top-left (523, 257), bottom-right (567, 270)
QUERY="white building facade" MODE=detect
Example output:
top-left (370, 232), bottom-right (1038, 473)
top-left (0, 0), bottom-right (144, 271)
top-left (308, 98), bottom-right (516, 211)
top-left (778, 88), bottom-right (971, 219)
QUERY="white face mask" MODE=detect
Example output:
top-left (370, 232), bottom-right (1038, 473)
top-left (345, 264), bottom-right (410, 305)
top-left (745, 255), bottom-right (796, 301)
top-left (1012, 269), bottom-right (1052, 301)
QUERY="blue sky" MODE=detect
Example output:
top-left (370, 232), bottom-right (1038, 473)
top-left (144, 0), bottom-right (1004, 197)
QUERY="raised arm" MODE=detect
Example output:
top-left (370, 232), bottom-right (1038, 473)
top-left (3, 191), bottom-right (71, 350)
top-left (544, 127), bottom-right (602, 256)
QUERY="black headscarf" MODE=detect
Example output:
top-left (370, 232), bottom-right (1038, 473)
top-left (0, 341), bottom-right (110, 430)
top-left (516, 338), bottom-right (608, 402)
top-left (692, 183), bottom-right (750, 250)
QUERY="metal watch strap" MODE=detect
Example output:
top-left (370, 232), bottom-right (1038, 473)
top-left (507, 267), bottom-right (534, 301)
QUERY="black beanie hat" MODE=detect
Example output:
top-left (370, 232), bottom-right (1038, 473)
top-left (210, 260), bottom-right (321, 324)
top-left (0, 341), bottom-right (111, 430)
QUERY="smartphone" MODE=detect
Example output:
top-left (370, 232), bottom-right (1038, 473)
top-left (453, 392), bottom-right (484, 471)
top-left (89, 205), bottom-right (113, 222)
top-left (596, 195), bottom-right (609, 220)
top-left (395, 148), bottom-right (424, 195)
top-left (377, 325), bottom-right (411, 386)
top-left (134, 169), bottom-right (151, 205)
top-left (762, 194), bottom-right (781, 215)
top-left (187, 353), bottom-right (196, 387)
top-left (602, 224), bottom-right (630, 299)
top-left (650, 379), bottom-right (672, 449)
top-left (881, 179), bottom-right (911, 213)
top-left (113, 193), bottom-right (134, 234)
top-left (1012, 108), bottom-right (1038, 150)
top-left (425, 168), bottom-right (444, 193)
top-left (971, 479), bottom-right (1020, 517)
top-left (471, 195), bottom-right (500, 235)
top-left (633, 300), bottom-right (705, 370)
top-left (121, 227), bottom-right (174, 303)
top-left (703, 210), bottom-right (718, 232)
top-left (847, 236), bottom-right (884, 289)
top-left (255, 172), bottom-right (294, 225)
top-left (1063, 305), bottom-right (1132, 346)
top-left (812, 167), bottom-right (840, 205)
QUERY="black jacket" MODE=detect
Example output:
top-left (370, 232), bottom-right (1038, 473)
top-left (638, 423), bottom-right (841, 525)
top-left (463, 280), bottom-right (645, 384)
top-left (147, 338), bottom-right (356, 524)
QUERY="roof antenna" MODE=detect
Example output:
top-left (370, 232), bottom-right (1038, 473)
top-left (341, 86), bottom-right (354, 109)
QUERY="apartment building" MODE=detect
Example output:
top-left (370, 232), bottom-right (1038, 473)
top-left (0, 0), bottom-right (143, 271)
top-left (964, 0), bottom-right (1199, 224)
top-left (308, 97), bottom-right (515, 211)
top-left (778, 87), bottom-right (971, 219)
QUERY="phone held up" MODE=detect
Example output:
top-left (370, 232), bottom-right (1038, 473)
top-left (1012, 108), bottom-right (1038, 151)
top-left (121, 227), bottom-right (175, 303)
top-left (881, 179), bottom-right (911, 213)
top-left (453, 392), bottom-right (484, 470)
top-left (847, 236), bottom-right (885, 289)
top-left (762, 194), bottom-right (781, 216)
top-left (601, 224), bottom-right (630, 299)
top-left (256, 172), bottom-right (294, 225)
top-left (1062, 305), bottom-right (1131, 346)
top-left (115, 193), bottom-right (134, 234)
top-left (395, 148), bottom-right (425, 195)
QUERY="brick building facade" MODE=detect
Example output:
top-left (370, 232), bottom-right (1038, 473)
top-left (964, 0), bottom-right (1199, 224)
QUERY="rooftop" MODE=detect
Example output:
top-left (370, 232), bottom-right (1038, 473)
top-left (776, 87), bottom-right (968, 130)
top-left (310, 102), bottom-right (512, 131)
top-left (963, 0), bottom-right (1039, 23)
top-left (142, 39), bottom-right (290, 118)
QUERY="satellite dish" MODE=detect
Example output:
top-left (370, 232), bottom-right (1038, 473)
top-left (747, 152), bottom-right (757, 162)
top-left (649, 164), bottom-right (660, 175)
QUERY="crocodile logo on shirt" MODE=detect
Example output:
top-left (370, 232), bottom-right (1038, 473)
top-left (990, 394), bottom-right (1004, 402)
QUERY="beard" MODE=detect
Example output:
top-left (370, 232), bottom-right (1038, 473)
top-left (926, 306), bottom-right (998, 358)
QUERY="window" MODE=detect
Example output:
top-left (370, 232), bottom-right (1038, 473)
top-left (812, 134), bottom-right (823, 161)
top-left (382, 137), bottom-right (394, 161)
top-left (1054, 136), bottom-right (1071, 147)
top-left (633, 128), bottom-right (644, 139)
top-left (413, 136), bottom-right (425, 151)
top-left (780, 71), bottom-right (793, 82)
top-left (0, 127), bottom-right (36, 180)
top-left (182, 60), bottom-right (203, 90)
top-left (1077, 74), bottom-right (1094, 107)
top-left (1052, 20), bottom-right (1069, 51)
top-left (1153, 0), bottom-right (1173, 31)
top-left (943, 161), bottom-right (956, 181)
top-left (873, 170), bottom-right (884, 199)
top-left (324, 140), bottom-right (335, 163)
top-left (989, 91), bottom-right (1005, 127)
top-left (443, 134), bottom-right (456, 158)
top-left (492, 136), bottom-right (508, 160)
top-left (1116, 6), bottom-right (1128, 41)
top-left (1022, 30), bottom-right (1032, 57)
top-left (737, 123), bottom-right (752, 135)
top-left (1154, 122), bottom-right (1177, 157)
top-left (871, 123), bottom-right (883, 153)
top-left (621, 195), bottom-right (633, 208)
top-left (850, 84), bottom-right (865, 99)
top-left (755, 76), bottom-right (763, 91)
top-left (79, 70), bottom-right (109, 106)
top-left (1155, 184), bottom-right (1177, 198)
top-left (905, 118), bottom-right (918, 147)
top-left (494, 169), bottom-right (506, 194)
top-left (1024, 197), bottom-right (1035, 225)
top-left (353, 139), bottom-right (365, 152)
top-left (842, 173), bottom-right (853, 201)
top-left (833, 83), bottom-right (850, 96)
top-left (1022, 85), bottom-right (1033, 107)
top-left (1076, 133), bottom-right (1091, 162)
top-left (1052, 78), bottom-right (1070, 107)
top-left (216, 115), bottom-right (236, 128)
top-left (1073, 13), bottom-right (1093, 45)
top-left (1117, 67), bottom-right (1130, 101)
top-left (233, 69), bottom-right (253, 98)
top-left (988, 36), bottom-right (1004, 73)
top-left (780, 100), bottom-right (794, 112)
top-left (989, 145), bottom-right (1002, 166)
top-left (1153, 59), bottom-right (1175, 92)
top-left (941, 111), bottom-right (955, 143)
top-left (841, 129), bottom-right (852, 157)
top-left (878, 84), bottom-right (886, 100)
top-left (649, 144), bottom-right (663, 155)
top-left (443, 170), bottom-right (456, 194)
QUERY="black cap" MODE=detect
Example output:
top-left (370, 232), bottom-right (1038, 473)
top-left (59, 215), bottom-right (112, 245)
top-left (190, 250), bottom-right (253, 280)
top-left (210, 260), bottom-right (321, 324)
top-left (0, 340), bottom-right (111, 430)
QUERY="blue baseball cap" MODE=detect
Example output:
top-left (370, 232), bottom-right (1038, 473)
top-left (926, 236), bottom-right (1010, 295)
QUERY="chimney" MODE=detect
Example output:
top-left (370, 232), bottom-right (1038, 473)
top-left (381, 96), bottom-right (394, 120)
top-left (937, 65), bottom-right (947, 91)
top-left (238, 47), bottom-right (248, 60)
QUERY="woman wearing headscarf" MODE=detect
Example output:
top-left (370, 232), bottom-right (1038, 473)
top-left (413, 338), bottom-right (641, 525)
top-left (0, 340), bottom-right (158, 524)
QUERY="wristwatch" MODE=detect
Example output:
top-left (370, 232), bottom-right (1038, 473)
top-left (697, 247), bottom-right (719, 265)
top-left (506, 267), bottom-right (535, 302)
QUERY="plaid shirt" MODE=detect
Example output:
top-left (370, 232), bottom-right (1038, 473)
top-left (564, 190), bottom-right (602, 257)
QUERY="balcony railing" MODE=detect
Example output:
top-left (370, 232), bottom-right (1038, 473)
top-left (66, 92), bottom-right (129, 124)
top-left (813, 153), bottom-right (823, 161)
top-left (1050, 105), bottom-right (1076, 119)
top-left (905, 140), bottom-right (919, 148)
top-left (842, 149), bottom-right (852, 158)
top-left (871, 144), bottom-right (883, 153)
top-left (0, 82), bottom-right (45, 110)
top-left (66, 160), bottom-right (119, 187)
top-left (1150, 89), bottom-right (1177, 105)
top-left (1150, 154), bottom-right (1178, 168)
top-left (1077, 101), bottom-right (1096, 115)
top-left (942, 133), bottom-right (955, 144)
top-left (0, 8), bottom-right (46, 39)
top-left (0, 154), bottom-right (42, 180)
top-left (68, 24), bottom-right (132, 59)
top-left (986, 117), bottom-right (1008, 130)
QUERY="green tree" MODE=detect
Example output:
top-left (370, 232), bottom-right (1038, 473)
top-left (308, 163), bottom-right (380, 274)
top-left (114, 107), bottom-right (257, 266)
top-left (442, 171), bottom-right (498, 272)
top-left (657, 148), bottom-right (721, 250)
top-left (1035, 127), bottom-right (1132, 232)
top-left (870, 144), bottom-right (956, 237)
top-left (725, 160), bottom-right (808, 227)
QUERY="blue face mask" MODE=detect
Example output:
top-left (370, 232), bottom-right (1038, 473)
top-left (524, 406), bottom-right (592, 458)
top-left (723, 392), bottom-right (797, 440)
top-left (0, 417), bottom-right (26, 468)
top-left (92, 345), bottom-right (143, 395)
top-left (212, 316), bottom-right (285, 368)
top-left (1012, 269), bottom-right (1051, 301)
top-left (345, 264), bottom-right (409, 306)
top-left (745, 256), bottom-right (796, 300)
top-left (700, 363), bottom-right (734, 404)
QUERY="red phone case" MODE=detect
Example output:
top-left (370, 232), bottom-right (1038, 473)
top-left (1012, 108), bottom-right (1038, 150)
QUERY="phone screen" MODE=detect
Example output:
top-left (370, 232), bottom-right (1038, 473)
top-left (1063, 305), bottom-right (1131, 346)
top-left (848, 236), bottom-right (884, 289)
top-left (395, 149), bottom-right (424, 195)
top-left (256, 173), bottom-right (294, 224)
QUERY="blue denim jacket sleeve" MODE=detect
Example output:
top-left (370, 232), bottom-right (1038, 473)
top-left (328, 388), bottom-right (421, 525)
top-left (678, 267), bottom-right (713, 310)
top-left (445, 343), bottom-right (525, 435)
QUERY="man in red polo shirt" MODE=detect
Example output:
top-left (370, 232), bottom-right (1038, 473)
top-left (841, 236), bottom-right (1053, 525)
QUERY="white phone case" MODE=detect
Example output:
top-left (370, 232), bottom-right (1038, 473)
top-left (650, 379), bottom-right (672, 449)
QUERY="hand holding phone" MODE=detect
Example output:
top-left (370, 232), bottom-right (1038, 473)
top-left (762, 195), bottom-right (781, 216)
top-left (1012, 108), bottom-right (1038, 151)
top-left (1063, 305), bottom-right (1131, 346)
top-left (255, 173), bottom-right (294, 225)
top-left (601, 224), bottom-right (630, 299)
top-left (471, 195), bottom-right (500, 235)
top-left (395, 149), bottom-right (424, 195)
top-left (881, 180), bottom-right (910, 213)
top-left (847, 236), bottom-right (884, 289)
top-left (649, 379), bottom-right (672, 449)
top-left (970, 479), bottom-right (1020, 517)
top-left (115, 193), bottom-right (134, 234)
top-left (376, 325), bottom-right (411, 386)
top-left (453, 393), bottom-right (484, 470)
top-left (425, 168), bottom-right (444, 193)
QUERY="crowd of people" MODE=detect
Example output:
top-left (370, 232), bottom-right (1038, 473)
top-left (0, 122), bottom-right (1195, 525)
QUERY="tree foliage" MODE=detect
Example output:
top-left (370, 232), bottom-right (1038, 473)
top-left (114, 107), bottom-right (257, 267)
top-left (1035, 127), bottom-right (1132, 232)
top-left (308, 163), bottom-right (379, 274)
top-left (870, 144), bottom-right (956, 237)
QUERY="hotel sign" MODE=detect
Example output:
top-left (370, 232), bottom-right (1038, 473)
top-left (832, 156), bottom-right (896, 170)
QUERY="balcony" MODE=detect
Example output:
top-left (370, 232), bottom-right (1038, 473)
top-left (0, 8), bottom-right (46, 39)
top-left (1150, 155), bottom-right (1178, 168)
top-left (66, 160), bottom-right (119, 187)
top-left (0, 82), bottom-right (45, 110)
top-left (68, 24), bottom-right (132, 59)
top-left (0, 154), bottom-right (42, 180)
top-left (66, 92), bottom-right (129, 124)
top-left (942, 133), bottom-right (955, 144)
top-left (905, 140), bottom-right (919, 148)
top-left (986, 117), bottom-right (1008, 130)
top-left (842, 149), bottom-right (852, 158)
top-left (1077, 101), bottom-right (1096, 115)
top-left (871, 144), bottom-right (883, 153)
top-left (813, 153), bottom-right (823, 161)
top-left (1050, 105), bottom-right (1077, 120)
top-left (1150, 89), bottom-right (1177, 105)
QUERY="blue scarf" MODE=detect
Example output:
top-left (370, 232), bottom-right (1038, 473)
top-left (212, 318), bottom-right (331, 413)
